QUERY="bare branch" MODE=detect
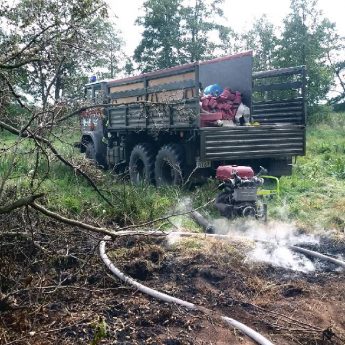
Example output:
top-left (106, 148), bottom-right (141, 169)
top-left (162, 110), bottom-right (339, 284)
top-left (0, 120), bottom-right (114, 206)
top-left (1, 23), bottom-right (58, 65)
top-left (0, 194), bottom-right (44, 214)
top-left (31, 202), bottom-right (168, 239)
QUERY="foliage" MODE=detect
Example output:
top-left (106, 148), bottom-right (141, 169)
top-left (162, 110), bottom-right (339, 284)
top-left (0, 128), bottom-right (180, 226)
top-left (276, 0), bottom-right (336, 109)
top-left (179, 0), bottom-right (228, 62)
top-left (240, 15), bottom-right (278, 71)
top-left (134, 0), bottom-right (231, 72)
top-left (270, 112), bottom-right (345, 230)
top-left (91, 317), bottom-right (107, 345)
top-left (2, 109), bottom-right (345, 233)
top-left (134, 0), bottom-right (185, 72)
top-left (0, 0), bottom-right (123, 106)
top-left (134, 0), bottom-right (344, 111)
top-left (328, 59), bottom-right (345, 107)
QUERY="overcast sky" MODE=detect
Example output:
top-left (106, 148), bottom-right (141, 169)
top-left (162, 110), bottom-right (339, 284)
top-left (106, 0), bottom-right (345, 56)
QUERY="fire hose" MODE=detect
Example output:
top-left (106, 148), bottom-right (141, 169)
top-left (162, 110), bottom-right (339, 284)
top-left (100, 237), bottom-right (275, 345)
top-left (99, 213), bottom-right (344, 345)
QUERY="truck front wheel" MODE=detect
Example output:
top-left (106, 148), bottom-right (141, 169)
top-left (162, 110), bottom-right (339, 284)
top-left (129, 144), bottom-right (155, 185)
top-left (155, 144), bottom-right (184, 187)
top-left (85, 141), bottom-right (96, 161)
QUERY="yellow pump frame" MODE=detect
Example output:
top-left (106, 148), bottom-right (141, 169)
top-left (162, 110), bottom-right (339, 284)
top-left (257, 175), bottom-right (280, 198)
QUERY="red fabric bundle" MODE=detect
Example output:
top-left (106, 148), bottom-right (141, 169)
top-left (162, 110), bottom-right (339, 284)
top-left (200, 87), bottom-right (242, 120)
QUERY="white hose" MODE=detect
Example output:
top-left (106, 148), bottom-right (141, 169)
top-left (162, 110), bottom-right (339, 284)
top-left (100, 237), bottom-right (275, 345)
top-left (289, 245), bottom-right (345, 268)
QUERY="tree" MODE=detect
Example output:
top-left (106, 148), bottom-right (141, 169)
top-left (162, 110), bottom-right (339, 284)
top-left (241, 15), bottom-right (278, 71)
top-left (134, 0), bottom-right (185, 72)
top-left (322, 24), bottom-right (345, 108)
top-left (134, 0), bottom-right (234, 72)
top-left (91, 19), bottom-right (124, 80)
top-left (277, 0), bottom-right (336, 108)
top-left (1, 0), bottom-right (122, 108)
top-left (0, 0), bottom-right (118, 216)
top-left (180, 0), bottom-right (228, 62)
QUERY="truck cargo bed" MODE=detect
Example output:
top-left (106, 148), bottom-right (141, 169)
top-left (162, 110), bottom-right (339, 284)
top-left (200, 125), bottom-right (305, 160)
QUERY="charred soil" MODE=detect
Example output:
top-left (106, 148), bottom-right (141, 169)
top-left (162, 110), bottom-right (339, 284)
top-left (0, 214), bottom-right (344, 345)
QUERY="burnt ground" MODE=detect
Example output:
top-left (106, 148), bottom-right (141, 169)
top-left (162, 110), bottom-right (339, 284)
top-left (0, 213), bottom-right (344, 345)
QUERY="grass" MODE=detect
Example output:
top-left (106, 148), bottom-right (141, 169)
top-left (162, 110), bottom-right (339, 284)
top-left (271, 112), bottom-right (345, 231)
top-left (0, 127), bottom-right (181, 224)
top-left (1, 111), bottom-right (345, 232)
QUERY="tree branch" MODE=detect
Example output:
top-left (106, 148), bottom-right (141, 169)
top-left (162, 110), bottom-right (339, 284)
top-left (0, 120), bottom-right (114, 206)
top-left (0, 59), bottom-right (42, 70)
top-left (31, 202), bottom-right (167, 239)
top-left (0, 194), bottom-right (44, 214)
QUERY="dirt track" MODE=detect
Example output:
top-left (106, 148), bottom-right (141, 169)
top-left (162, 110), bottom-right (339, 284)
top-left (0, 219), bottom-right (344, 345)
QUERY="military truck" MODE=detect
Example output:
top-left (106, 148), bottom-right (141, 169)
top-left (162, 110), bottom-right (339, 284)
top-left (80, 51), bottom-right (306, 186)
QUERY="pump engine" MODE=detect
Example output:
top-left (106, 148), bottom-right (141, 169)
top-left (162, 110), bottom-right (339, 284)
top-left (215, 165), bottom-right (266, 219)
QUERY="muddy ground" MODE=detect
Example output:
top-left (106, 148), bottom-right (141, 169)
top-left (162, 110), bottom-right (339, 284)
top-left (0, 214), bottom-right (344, 345)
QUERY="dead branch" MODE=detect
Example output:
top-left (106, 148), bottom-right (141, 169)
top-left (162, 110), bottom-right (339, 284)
top-left (30, 196), bottom-right (215, 237)
top-left (31, 202), bottom-right (169, 239)
top-left (1, 24), bottom-right (57, 65)
top-left (31, 202), bottom-right (118, 237)
top-left (0, 194), bottom-right (44, 214)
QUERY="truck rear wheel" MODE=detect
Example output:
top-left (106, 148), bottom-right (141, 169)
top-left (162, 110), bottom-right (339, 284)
top-left (129, 143), bottom-right (155, 185)
top-left (155, 144), bottom-right (184, 187)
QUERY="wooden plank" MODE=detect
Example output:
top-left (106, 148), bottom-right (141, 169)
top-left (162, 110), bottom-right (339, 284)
top-left (113, 96), bottom-right (143, 104)
top-left (149, 89), bottom-right (185, 102)
top-left (148, 72), bottom-right (195, 87)
top-left (110, 88), bottom-right (146, 99)
top-left (147, 79), bottom-right (195, 93)
top-left (109, 81), bottom-right (144, 93)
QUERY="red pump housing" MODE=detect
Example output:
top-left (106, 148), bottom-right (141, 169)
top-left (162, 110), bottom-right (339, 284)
top-left (216, 165), bottom-right (255, 181)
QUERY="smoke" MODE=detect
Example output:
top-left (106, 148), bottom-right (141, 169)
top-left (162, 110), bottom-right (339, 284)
top-left (212, 218), bottom-right (319, 273)
top-left (166, 197), bottom-right (323, 273)
top-left (166, 197), bottom-right (192, 246)
top-left (169, 197), bottom-right (192, 230)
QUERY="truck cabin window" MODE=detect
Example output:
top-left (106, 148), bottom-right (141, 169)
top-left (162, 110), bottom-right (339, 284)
top-left (94, 88), bottom-right (101, 103)
top-left (85, 87), bottom-right (92, 101)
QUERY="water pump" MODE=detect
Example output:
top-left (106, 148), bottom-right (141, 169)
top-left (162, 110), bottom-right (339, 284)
top-left (215, 165), bottom-right (267, 219)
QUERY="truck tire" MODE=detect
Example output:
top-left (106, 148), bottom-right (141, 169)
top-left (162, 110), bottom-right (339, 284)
top-left (85, 141), bottom-right (96, 161)
top-left (129, 143), bottom-right (155, 185)
top-left (84, 140), bottom-right (108, 168)
top-left (155, 144), bottom-right (184, 187)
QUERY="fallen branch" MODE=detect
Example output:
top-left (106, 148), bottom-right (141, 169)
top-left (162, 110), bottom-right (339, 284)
top-left (30, 198), bottom-right (215, 238)
top-left (31, 202), bottom-right (167, 239)
top-left (119, 197), bottom-right (215, 230)
top-left (0, 194), bottom-right (44, 214)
